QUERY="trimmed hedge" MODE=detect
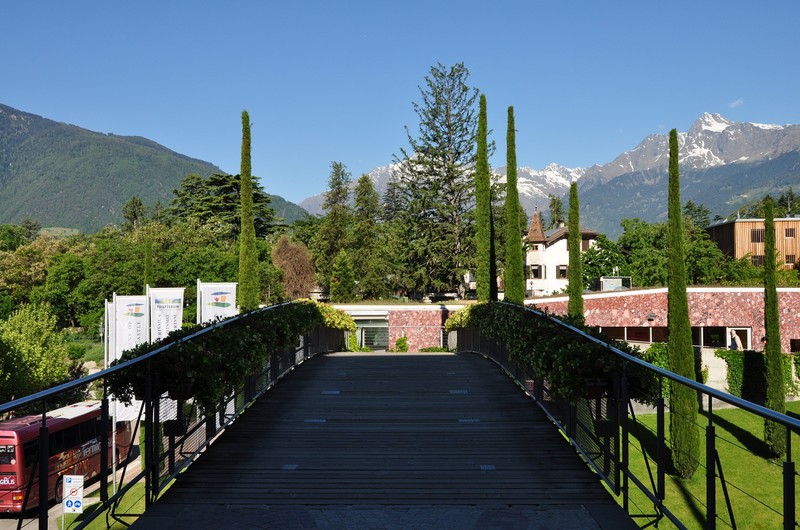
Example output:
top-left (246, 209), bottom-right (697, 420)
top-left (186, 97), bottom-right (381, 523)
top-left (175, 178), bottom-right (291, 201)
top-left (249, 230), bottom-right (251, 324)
top-left (714, 349), bottom-right (798, 403)
top-left (109, 300), bottom-right (354, 413)
top-left (445, 302), bottom-right (660, 402)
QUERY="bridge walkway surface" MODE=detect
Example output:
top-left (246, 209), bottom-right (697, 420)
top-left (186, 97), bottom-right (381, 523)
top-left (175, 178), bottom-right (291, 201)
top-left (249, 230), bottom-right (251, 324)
top-left (132, 352), bottom-right (636, 529)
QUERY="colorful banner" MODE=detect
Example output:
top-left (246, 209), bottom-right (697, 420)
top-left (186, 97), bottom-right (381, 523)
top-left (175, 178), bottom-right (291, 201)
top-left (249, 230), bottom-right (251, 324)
top-left (198, 281), bottom-right (238, 324)
top-left (148, 286), bottom-right (185, 342)
top-left (114, 294), bottom-right (148, 361)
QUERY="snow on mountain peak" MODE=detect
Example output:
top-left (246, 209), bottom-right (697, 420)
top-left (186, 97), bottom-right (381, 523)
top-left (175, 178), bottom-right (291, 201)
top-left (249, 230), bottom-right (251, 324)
top-left (691, 112), bottom-right (733, 133)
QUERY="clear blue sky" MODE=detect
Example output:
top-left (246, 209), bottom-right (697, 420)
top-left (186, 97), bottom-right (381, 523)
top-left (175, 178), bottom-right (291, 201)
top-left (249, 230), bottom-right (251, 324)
top-left (4, 1), bottom-right (799, 204)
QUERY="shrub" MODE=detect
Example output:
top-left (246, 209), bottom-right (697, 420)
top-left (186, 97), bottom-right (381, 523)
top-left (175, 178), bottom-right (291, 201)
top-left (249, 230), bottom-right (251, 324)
top-left (108, 300), bottom-right (349, 413)
top-left (445, 302), bottom-right (660, 402)
top-left (392, 336), bottom-right (408, 352)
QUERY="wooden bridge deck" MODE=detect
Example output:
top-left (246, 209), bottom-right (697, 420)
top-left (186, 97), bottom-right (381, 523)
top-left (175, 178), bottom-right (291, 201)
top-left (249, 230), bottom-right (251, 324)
top-left (133, 352), bottom-right (635, 529)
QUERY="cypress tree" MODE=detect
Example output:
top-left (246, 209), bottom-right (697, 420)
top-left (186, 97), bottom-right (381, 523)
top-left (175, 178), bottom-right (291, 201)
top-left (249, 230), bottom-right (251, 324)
top-left (666, 128), bottom-right (699, 478)
top-left (763, 196), bottom-right (786, 455)
top-left (503, 106), bottom-right (525, 304)
top-left (238, 110), bottom-right (260, 311)
top-left (567, 181), bottom-right (584, 320)
top-left (475, 94), bottom-right (492, 302)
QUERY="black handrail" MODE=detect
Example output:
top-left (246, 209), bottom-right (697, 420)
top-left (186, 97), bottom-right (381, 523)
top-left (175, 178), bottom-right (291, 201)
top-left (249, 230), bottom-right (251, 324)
top-left (517, 302), bottom-right (800, 432)
top-left (0, 301), bottom-right (340, 529)
top-left (460, 302), bottom-right (800, 529)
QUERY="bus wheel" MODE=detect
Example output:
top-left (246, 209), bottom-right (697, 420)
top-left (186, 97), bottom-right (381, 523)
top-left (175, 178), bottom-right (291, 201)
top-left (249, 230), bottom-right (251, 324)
top-left (55, 475), bottom-right (64, 503)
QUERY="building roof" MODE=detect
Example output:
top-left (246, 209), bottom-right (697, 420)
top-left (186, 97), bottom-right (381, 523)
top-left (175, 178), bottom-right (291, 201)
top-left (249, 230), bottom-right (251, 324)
top-left (525, 211), bottom-right (599, 245)
top-left (526, 210), bottom-right (547, 243)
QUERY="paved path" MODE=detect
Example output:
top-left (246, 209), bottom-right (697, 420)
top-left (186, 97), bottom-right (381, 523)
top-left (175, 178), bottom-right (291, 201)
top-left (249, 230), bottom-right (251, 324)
top-left (132, 352), bottom-right (635, 529)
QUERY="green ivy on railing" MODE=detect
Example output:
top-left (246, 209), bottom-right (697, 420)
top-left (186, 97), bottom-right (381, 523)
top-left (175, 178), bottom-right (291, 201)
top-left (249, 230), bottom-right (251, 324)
top-left (446, 302), bottom-right (660, 402)
top-left (108, 300), bottom-right (354, 413)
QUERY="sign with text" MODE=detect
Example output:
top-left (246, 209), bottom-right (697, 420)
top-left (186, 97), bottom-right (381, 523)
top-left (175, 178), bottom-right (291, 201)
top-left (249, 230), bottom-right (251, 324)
top-left (148, 286), bottom-right (185, 342)
top-left (62, 474), bottom-right (84, 514)
top-left (114, 295), bottom-right (148, 361)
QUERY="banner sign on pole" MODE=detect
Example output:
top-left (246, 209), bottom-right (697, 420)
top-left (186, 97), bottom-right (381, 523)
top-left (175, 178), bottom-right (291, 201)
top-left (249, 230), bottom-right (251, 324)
top-left (114, 295), bottom-right (148, 361)
top-left (198, 281), bottom-right (238, 324)
top-left (148, 286), bottom-right (185, 342)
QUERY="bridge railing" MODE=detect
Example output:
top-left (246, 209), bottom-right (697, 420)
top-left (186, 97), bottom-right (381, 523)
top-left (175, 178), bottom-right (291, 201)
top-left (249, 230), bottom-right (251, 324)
top-left (457, 304), bottom-right (800, 530)
top-left (0, 303), bottom-right (342, 530)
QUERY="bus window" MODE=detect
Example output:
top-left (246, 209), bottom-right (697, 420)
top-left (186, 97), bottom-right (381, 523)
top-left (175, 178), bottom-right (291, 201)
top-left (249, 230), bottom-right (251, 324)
top-left (23, 441), bottom-right (37, 468)
top-left (0, 445), bottom-right (15, 465)
top-left (63, 425), bottom-right (81, 450)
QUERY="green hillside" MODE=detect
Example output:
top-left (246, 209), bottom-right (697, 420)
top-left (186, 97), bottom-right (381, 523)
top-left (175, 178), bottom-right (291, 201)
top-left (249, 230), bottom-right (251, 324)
top-left (0, 104), bottom-right (308, 232)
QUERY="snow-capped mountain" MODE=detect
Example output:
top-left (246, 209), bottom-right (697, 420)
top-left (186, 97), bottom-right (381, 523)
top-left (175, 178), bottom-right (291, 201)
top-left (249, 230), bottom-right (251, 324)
top-left (299, 113), bottom-right (800, 238)
top-left (494, 164), bottom-right (585, 216)
top-left (577, 113), bottom-right (800, 189)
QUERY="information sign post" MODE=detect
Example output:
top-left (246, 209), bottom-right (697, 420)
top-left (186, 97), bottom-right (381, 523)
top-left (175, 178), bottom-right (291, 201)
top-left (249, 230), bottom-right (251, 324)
top-left (62, 474), bottom-right (85, 529)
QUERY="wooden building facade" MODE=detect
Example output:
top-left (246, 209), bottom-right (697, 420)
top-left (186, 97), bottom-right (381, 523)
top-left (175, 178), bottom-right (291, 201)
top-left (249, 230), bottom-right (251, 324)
top-left (706, 217), bottom-right (800, 269)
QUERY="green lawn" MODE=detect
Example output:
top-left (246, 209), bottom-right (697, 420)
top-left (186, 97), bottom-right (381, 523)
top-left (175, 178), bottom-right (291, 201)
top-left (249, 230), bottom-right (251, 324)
top-left (58, 482), bottom-right (146, 530)
top-left (621, 400), bottom-right (800, 529)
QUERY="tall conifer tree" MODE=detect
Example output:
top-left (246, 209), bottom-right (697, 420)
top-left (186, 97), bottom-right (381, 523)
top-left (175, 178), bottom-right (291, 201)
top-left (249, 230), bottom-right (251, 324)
top-left (393, 63), bottom-right (479, 295)
top-left (503, 106), bottom-right (525, 304)
top-left (666, 128), bottom-right (699, 478)
top-left (238, 110), bottom-right (260, 311)
top-left (763, 196), bottom-right (786, 455)
top-left (475, 94), bottom-right (492, 301)
top-left (567, 181), bottom-right (583, 320)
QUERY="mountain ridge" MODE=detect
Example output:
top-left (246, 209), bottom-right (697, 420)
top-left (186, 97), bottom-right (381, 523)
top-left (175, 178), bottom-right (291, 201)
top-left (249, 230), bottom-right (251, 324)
top-left (0, 104), bottom-right (308, 232)
top-left (300, 113), bottom-right (800, 239)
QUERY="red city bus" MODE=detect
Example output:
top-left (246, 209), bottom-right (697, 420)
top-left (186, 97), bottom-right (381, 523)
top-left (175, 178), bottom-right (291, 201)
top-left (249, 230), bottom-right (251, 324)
top-left (0, 400), bottom-right (133, 513)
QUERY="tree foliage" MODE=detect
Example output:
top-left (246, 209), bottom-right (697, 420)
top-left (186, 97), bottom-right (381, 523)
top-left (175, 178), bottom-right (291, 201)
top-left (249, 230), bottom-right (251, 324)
top-left (504, 106), bottom-right (525, 304)
top-left (271, 235), bottom-right (315, 300)
top-left (391, 62), bottom-right (479, 296)
top-left (666, 129), bottom-right (699, 478)
top-left (122, 196), bottom-right (147, 232)
top-left (762, 196), bottom-right (786, 455)
top-left (581, 234), bottom-right (628, 288)
top-left (475, 94), bottom-right (493, 302)
top-left (311, 162), bottom-right (352, 289)
top-left (238, 110), bottom-right (260, 311)
top-left (352, 174), bottom-right (389, 300)
top-left (547, 194), bottom-right (565, 229)
top-left (329, 249), bottom-right (357, 303)
top-left (567, 182), bottom-right (584, 319)
top-left (0, 303), bottom-right (69, 402)
top-left (169, 172), bottom-right (274, 240)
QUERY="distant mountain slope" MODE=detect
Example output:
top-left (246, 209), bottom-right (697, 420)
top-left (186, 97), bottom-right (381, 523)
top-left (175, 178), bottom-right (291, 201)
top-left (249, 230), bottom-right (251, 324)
top-left (299, 113), bottom-right (800, 239)
top-left (0, 104), bottom-right (307, 232)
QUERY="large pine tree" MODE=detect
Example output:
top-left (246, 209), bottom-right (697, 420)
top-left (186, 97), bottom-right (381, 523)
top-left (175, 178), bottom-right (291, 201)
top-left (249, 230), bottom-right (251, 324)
top-left (238, 110), bottom-right (260, 311)
top-left (567, 181), bottom-right (583, 320)
top-left (503, 106), bottom-right (524, 304)
top-left (763, 195), bottom-right (786, 455)
top-left (475, 94), bottom-right (492, 302)
top-left (666, 128), bottom-right (699, 478)
top-left (392, 63), bottom-right (479, 296)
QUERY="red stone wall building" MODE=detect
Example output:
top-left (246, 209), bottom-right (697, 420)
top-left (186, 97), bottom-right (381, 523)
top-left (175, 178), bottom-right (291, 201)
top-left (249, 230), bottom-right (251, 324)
top-left (530, 287), bottom-right (800, 354)
top-left (336, 305), bottom-right (459, 351)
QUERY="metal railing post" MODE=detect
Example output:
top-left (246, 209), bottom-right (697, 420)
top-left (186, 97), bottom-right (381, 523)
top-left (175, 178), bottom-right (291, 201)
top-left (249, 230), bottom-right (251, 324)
top-left (100, 394), bottom-right (109, 502)
top-left (37, 402), bottom-right (48, 530)
top-left (144, 360), bottom-right (154, 508)
top-left (620, 368), bottom-right (630, 513)
top-left (657, 377), bottom-right (665, 505)
top-left (706, 395), bottom-right (717, 530)
top-left (784, 430), bottom-right (795, 530)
